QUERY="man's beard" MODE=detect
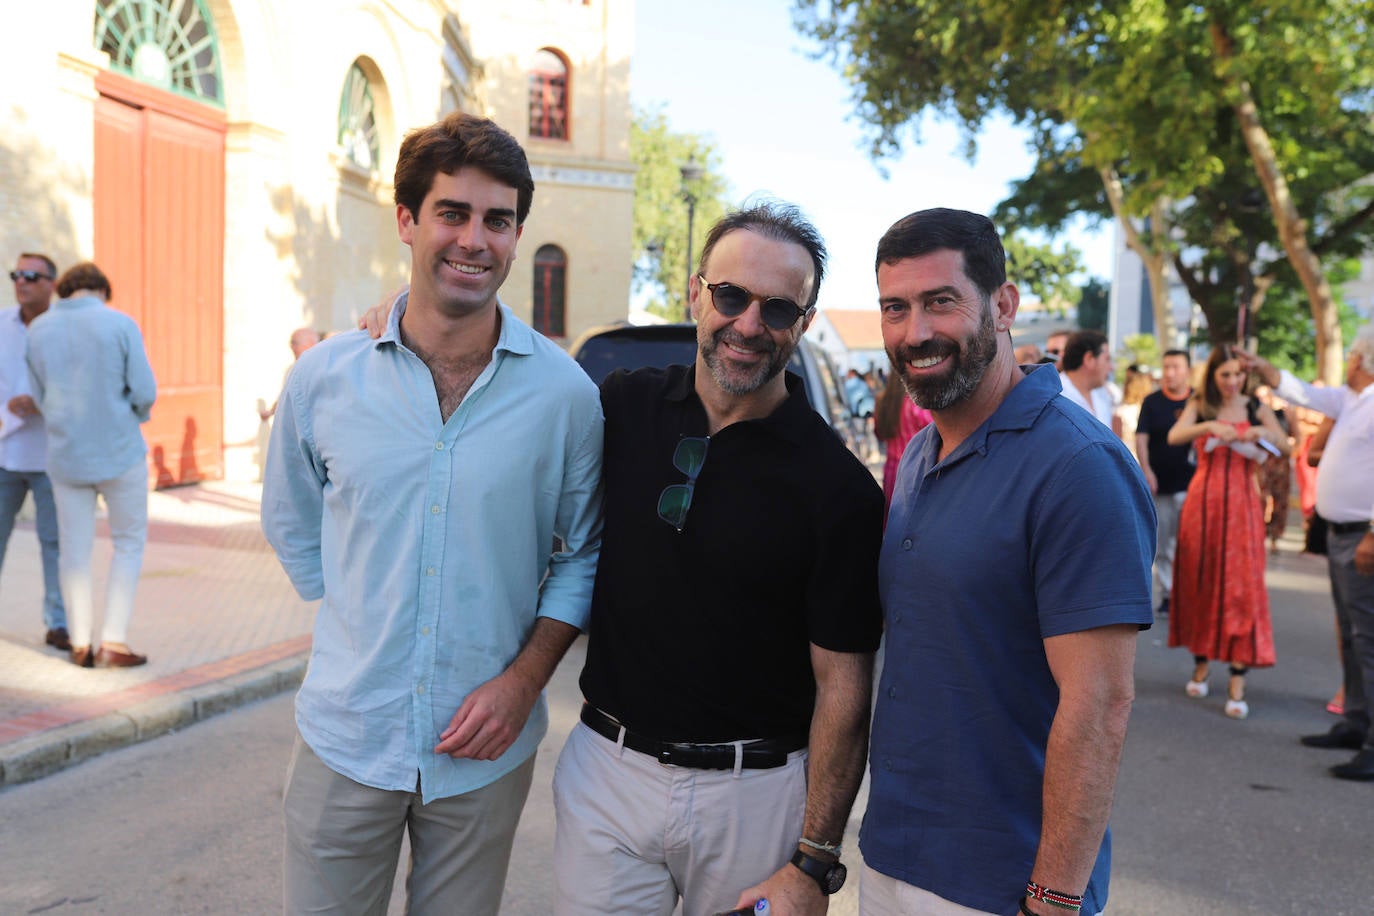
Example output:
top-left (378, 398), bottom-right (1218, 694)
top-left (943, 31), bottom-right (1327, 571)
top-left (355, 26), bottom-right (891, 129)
top-left (887, 304), bottom-right (998, 411)
top-left (699, 326), bottom-right (790, 395)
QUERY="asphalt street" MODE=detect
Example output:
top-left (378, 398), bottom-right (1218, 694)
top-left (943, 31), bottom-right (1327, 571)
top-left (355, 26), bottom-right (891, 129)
top-left (0, 523), bottom-right (1368, 915)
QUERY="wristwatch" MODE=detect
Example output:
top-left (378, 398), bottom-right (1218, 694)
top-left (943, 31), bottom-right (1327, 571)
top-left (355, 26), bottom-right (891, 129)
top-left (790, 849), bottom-right (847, 895)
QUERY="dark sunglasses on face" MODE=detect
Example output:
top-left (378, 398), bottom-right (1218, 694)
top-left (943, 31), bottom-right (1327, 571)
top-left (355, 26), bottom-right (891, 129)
top-left (657, 436), bottom-right (709, 532)
top-left (10, 270), bottom-right (54, 283)
top-left (698, 275), bottom-right (810, 331)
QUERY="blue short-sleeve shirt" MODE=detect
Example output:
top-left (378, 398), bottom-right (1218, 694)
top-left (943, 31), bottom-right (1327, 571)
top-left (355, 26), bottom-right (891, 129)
top-left (861, 364), bottom-right (1154, 916)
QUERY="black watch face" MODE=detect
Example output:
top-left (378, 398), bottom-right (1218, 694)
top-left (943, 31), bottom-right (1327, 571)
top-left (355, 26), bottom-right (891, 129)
top-left (822, 861), bottom-right (847, 894)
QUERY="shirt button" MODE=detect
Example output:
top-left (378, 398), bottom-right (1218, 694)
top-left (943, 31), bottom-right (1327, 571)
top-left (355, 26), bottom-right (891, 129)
top-left (887, 686), bottom-right (897, 698)
top-left (902, 538), bottom-right (913, 550)
top-left (416, 684), bottom-right (426, 695)
top-left (431, 505), bottom-right (441, 515)
top-left (435, 441), bottom-right (444, 450)
top-left (893, 613), bottom-right (902, 624)
top-left (426, 567), bottom-right (436, 576)
top-left (421, 626), bottom-right (431, 636)
top-left (884, 759), bottom-right (893, 772)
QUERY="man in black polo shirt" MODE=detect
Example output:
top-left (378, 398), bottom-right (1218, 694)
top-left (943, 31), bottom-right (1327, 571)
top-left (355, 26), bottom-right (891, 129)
top-left (553, 203), bottom-right (883, 916)
top-left (1134, 349), bottom-right (1196, 616)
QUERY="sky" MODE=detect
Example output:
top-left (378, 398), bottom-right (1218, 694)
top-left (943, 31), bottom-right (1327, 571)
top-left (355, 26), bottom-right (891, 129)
top-left (630, 0), bottom-right (1116, 311)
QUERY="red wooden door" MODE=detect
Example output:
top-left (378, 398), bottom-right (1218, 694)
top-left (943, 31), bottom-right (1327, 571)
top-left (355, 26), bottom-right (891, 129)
top-left (93, 71), bottom-right (225, 487)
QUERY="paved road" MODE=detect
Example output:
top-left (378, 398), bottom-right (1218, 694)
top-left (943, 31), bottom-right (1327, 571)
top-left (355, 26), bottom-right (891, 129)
top-left (2, 524), bottom-right (1369, 914)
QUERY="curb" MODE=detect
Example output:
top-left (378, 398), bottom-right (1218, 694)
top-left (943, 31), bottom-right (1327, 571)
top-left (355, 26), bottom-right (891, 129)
top-left (0, 653), bottom-right (307, 789)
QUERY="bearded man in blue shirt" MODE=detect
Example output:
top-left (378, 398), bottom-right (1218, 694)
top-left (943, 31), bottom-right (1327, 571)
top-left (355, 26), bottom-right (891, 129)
top-left (262, 113), bottom-right (603, 916)
top-left (861, 209), bottom-right (1153, 916)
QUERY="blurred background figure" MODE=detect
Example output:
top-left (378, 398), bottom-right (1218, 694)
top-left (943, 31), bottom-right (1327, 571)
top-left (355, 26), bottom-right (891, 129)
top-left (1166, 346), bottom-right (1290, 720)
top-left (1296, 407), bottom-right (1342, 715)
top-left (1135, 349), bottom-right (1196, 619)
top-left (1013, 342), bottom-right (1042, 364)
top-left (1058, 329), bottom-right (1119, 434)
top-left (258, 327), bottom-right (321, 422)
top-left (872, 372), bottom-right (931, 523)
top-left (844, 367), bottom-right (877, 460)
top-left (1043, 330), bottom-right (1069, 370)
top-left (1, 252), bottom-right (67, 651)
top-left (1114, 363), bottom-right (1156, 460)
top-left (1254, 385), bottom-right (1295, 555)
top-left (25, 261), bottom-right (157, 669)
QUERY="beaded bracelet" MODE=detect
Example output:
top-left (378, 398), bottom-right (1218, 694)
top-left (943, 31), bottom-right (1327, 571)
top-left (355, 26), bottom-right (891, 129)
top-left (1025, 880), bottom-right (1084, 911)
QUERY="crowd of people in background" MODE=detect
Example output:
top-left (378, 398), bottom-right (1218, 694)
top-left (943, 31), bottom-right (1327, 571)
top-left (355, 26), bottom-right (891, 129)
top-left (1033, 325), bottom-right (1374, 783)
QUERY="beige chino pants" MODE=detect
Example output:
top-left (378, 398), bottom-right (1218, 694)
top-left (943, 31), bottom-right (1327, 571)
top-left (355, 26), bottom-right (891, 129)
top-left (282, 734), bottom-right (535, 916)
top-left (552, 720), bottom-right (807, 916)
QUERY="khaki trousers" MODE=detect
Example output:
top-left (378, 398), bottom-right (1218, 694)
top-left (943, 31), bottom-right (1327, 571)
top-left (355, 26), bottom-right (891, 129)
top-left (552, 721), bottom-right (807, 916)
top-left (282, 734), bottom-right (535, 916)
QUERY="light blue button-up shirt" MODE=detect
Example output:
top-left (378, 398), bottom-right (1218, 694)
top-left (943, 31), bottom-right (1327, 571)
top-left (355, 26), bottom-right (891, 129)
top-left (262, 297), bottom-right (603, 802)
top-left (25, 295), bottom-right (156, 484)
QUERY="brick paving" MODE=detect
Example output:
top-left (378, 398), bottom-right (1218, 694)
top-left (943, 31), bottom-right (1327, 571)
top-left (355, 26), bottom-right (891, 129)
top-left (0, 481), bottom-right (315, 786)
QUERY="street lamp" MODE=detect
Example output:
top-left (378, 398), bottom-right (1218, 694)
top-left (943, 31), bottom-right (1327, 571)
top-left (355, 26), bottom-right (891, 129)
top-left (680, 155), bottom-right (704, 321)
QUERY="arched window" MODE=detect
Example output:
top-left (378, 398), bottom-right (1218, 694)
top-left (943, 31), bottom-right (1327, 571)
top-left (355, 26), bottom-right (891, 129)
top-left (94, 0), bottom-right (224, 104)
top-left (338, 63), bottom-right (381, 172)
top-left (533, 245), bottom-right (567, 337)
top-left (528, 49), bottom-right (569, 140)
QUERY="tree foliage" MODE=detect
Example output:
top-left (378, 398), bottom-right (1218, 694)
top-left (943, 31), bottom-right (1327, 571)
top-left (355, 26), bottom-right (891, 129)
top-left (795, 0), bottom-right (1374, 380)
top-left (631, 106), bottom-right (731, 320)
top-left (1077, 277), bottom-right (1110, 332)
top-left (1003, 233), bottom-right (1083, 311)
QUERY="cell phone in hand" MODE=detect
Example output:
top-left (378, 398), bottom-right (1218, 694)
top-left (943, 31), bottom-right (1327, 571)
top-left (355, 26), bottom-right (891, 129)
top-left (1256, 438), bottom-right (1282, 457)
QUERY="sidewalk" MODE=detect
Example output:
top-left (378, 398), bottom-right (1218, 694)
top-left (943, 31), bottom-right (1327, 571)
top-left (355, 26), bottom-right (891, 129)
top-left (0, 481), bottom-right (315, 788)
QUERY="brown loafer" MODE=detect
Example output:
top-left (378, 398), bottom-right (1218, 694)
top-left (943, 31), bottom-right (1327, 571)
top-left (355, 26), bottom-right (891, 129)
top-left (46, 627), bottom-right (72, 650)
top-left (70, 645), bottom-right (95, 668)
top-left (94, 646), bottom-right (148, 668)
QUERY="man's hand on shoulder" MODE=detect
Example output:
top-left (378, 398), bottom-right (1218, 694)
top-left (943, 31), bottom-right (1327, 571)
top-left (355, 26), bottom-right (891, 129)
top-left (358, 285), bottom-right (407, 339)
top-left (729, 857), bottom-right (827, 916)
top-left (434, 668), bottom-right (540, 761)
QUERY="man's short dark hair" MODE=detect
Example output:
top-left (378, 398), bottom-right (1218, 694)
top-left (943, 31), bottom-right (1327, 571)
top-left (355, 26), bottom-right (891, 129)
top-left (55, 261), bottom-right (112, 300)
top-left (393, 113), bottom-right (534, 225)
top-left (17, 252), bottom-right (57, 278)
top-left (1062, 330), bottom-right (1109, 372)
top-left (874, 208), bottom-right (1006, 301)
top-left (698, 201), bottom-right (827, 308)
top-left (1162, 348), bottom-right (1190, 365)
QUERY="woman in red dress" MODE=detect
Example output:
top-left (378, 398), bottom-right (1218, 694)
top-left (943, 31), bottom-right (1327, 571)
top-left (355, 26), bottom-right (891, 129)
top-left (1167, 346), bottom-right (1291, 719)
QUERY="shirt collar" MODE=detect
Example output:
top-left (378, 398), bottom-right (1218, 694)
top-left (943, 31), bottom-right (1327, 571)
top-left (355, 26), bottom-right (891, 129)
top-left (665, 363), bottom-right (811, 444)
top-left (377, 293), bottom-right (534, 357)
top-left (927, 363), bottom-right (1060, 464)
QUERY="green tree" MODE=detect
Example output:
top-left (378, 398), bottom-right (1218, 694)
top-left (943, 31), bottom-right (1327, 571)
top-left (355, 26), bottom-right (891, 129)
top-left (795, 0), bottom-right (1374, 382)
top-left (631, 106), bottom-right (730, 320)
top-left (1255, 258), bottom-right (1364, 378)
top-left (1003, 233), bottom-right (1083, 313)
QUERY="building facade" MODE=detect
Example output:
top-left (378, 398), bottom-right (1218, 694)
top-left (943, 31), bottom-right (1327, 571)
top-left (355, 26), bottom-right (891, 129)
top-left (2, 0), bottom-right (635, 482)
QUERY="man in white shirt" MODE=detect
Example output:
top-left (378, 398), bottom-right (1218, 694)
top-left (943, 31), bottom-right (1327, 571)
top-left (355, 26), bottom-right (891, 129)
top-left (1, 253), bottom-right (66, 650)
top-left (1240, 326), bottom-right (1374, 781)
top-left (1059, 329), bottom-right (1120, 434)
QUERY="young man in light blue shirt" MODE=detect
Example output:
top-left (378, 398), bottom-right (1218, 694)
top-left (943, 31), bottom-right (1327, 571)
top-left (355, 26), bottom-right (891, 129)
top-left (262, 113), bottom-right (603, 915)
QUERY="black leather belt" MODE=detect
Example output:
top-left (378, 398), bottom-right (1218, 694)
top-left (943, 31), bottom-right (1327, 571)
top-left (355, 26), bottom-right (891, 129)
top-left (580, 704), bottom-right (806, 770)
top-left (1329, 521), bottom-right (1372, 535)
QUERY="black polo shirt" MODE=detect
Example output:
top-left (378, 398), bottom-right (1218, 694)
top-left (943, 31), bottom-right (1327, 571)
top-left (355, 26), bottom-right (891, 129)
top-left (579, 364), bottom-right (884, 743)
